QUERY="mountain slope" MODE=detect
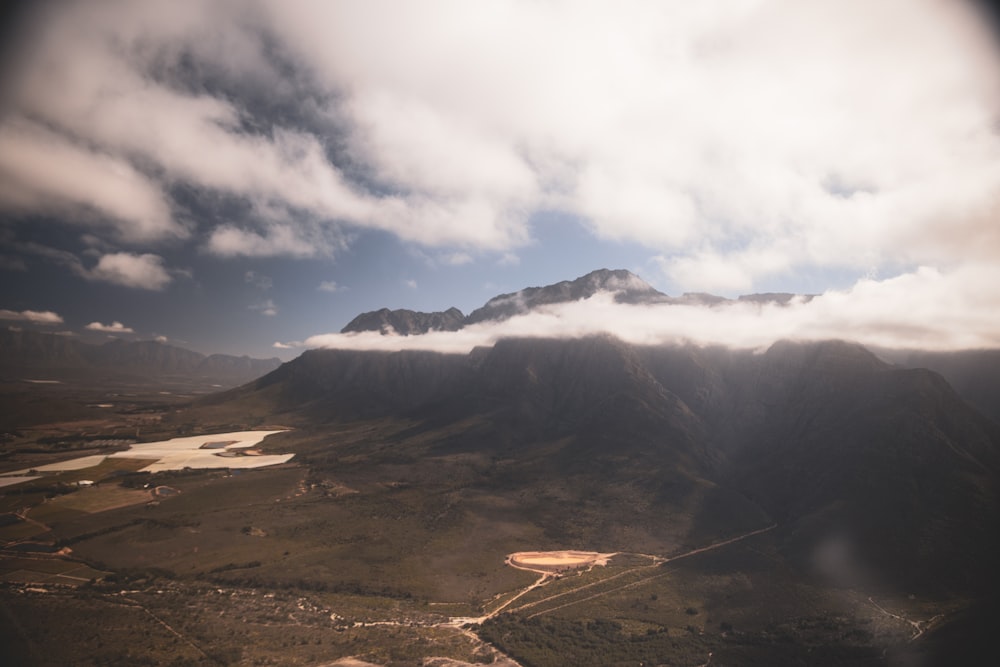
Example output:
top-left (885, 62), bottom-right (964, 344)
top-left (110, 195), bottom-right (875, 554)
top-left (201, 336), bottom-right (1000, 595)
top-left (0, 328), bottom-right (281, 385)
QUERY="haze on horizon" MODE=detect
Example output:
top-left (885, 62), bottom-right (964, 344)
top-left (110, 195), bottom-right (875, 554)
top-left (1, 0), bottom-right (999, 356)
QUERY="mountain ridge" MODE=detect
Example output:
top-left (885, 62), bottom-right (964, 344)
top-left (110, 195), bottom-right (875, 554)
top-left (201, 334), bottom-right (1000, 595)
top-left (341, 268), bottom-right (818, 335)
top-left (0, 327), bottom-right (282, 385)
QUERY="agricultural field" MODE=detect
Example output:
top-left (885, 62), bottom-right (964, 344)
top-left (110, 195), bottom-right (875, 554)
top-left (0, 380), bottom-right (979, 665)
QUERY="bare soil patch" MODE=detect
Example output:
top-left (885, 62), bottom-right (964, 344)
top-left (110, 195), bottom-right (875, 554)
top-left (506, 550), bottom-right (615, 574)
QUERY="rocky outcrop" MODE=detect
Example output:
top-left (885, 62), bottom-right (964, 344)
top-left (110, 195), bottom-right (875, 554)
top-left (340, 307), bottom-right (465, 335)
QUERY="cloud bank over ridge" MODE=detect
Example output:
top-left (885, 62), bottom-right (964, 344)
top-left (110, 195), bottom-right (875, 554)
top-left (303, 264), bottom-right (1000, 354)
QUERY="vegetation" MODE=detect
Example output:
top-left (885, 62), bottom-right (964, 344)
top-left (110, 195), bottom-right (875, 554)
top-left (1, 344), bottom-right (994, 665)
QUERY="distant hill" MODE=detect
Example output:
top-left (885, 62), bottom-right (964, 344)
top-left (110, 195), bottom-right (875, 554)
top-left (0, 328), bottom-right (281, 386)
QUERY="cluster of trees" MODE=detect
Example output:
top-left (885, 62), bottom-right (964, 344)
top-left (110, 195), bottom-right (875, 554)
top-left (477, 614), bottom-right (716, 666)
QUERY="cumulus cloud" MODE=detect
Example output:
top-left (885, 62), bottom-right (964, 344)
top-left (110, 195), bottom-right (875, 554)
top-left (317, 281), bottom-right (341, 293)
top-left (305, 264), bottom-right (1000, 353)
top-left (263, 0), bottom-right (1000, 286)
top-left (88, 253), bottom-right (172, 290)
top-left (0, 309), bottom-right (63, 325)
top-left (249, 299), bottom-right (278, 316)
top-left (14, 243), bottom-right (174, 290)
top-left (0, 119), bottom-right (183, 243)
top-left (86, 320), bottom-right (135, 333)
top-left (2, 0), bottom-right (1000, 291)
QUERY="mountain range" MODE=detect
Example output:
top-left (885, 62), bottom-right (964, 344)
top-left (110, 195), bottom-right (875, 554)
top-left (5, 267), bottom-right (998, 664)
top-left (229, 270), bottom-right (1000, 599)
top-left (0, 328), bottom-right (282, 386)
top-left (205, 333), bottom-right (1000, 598)
top-left (341, 268), bottom-right (813, 334)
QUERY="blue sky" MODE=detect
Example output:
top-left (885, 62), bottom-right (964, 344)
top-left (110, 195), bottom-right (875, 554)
top-left (2, 1), bottom-right (1000, 358)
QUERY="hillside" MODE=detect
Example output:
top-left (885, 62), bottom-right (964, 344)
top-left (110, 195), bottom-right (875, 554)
top-left (0, 328), bottom-right (281, 386)
top-left (201, 335), bottom-right (1000, 596)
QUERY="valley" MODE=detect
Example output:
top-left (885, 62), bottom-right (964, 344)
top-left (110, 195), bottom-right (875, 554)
top-left (2, 331), bottom-right (997, 665)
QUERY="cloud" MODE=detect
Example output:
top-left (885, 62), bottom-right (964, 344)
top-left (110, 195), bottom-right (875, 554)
top-left (244, 270), bottom-right (273, 290)
top-left (442, 252), bottom-right (473, 266)
top-left (86, 320), bottom-right (135, 333)
top-left (404, 279), bottom-right (417, 289)
top-left (263, 0), bottom-right (1000, 286)
top-left (88, 253), bottom-right (172, 290)
top-left (0, 118), bottom-right (183, 243)
top-left (317, 280), bottom-right (341, 293)
top-left (305, 263), bottom-right (1000, 354)
top-left (3, 0), bottom-right (1000, 290)
top-left (249, 299), bottom-right (278, 317)
top-left (206, 223), bottom-right (339, 259)
top-left (15, 243), bottom-right (174, 290)
top-left (154, 335), bottom-right (168, 343)
top-left (0, 309), bottom-right (63, 325)
top-left (273, 341), bottom-right (300, 349)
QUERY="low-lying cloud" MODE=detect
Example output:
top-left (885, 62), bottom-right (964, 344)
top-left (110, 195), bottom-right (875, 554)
top-left (0, 309), bottom-right (63, 325)
top-left (86, 321), bottom-right (135, 334)
top-left (303, 264), bottom-right (1000, 354)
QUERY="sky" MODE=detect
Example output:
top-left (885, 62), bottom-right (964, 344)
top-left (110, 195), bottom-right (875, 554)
top-left (1, 0), bottom-right (1000, 358)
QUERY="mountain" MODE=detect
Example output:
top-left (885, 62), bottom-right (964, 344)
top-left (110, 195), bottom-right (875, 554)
top-left (465, 268), bottom-right (668, 324)
top-left (873, 348), bottom-right (1000, 424)
top-left (0, 328), bottom-right (281, 386)
top-left (204, 335), bottom-right (1000, 595)
top-left (340, 268), bottom-right (820, 335)
top-left (341, 306), bottom-right (465, 335)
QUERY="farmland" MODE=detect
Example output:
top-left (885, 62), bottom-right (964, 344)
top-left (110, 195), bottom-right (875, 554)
top-left (0, 372), bottom-right (984, 666)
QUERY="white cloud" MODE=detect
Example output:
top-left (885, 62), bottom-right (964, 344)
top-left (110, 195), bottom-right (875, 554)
top-left (273, 341), bottom-right (300, 349)
top-left (317, 280), bottom-right (341, 293)
top-left (305, 263), bottom-right (1000, 353)
top-left (3, 0), bottom-right (1000, 289)
top-left (207, 225), bottom-right (325, 259)
top-left (0, 119), bottom-right (182, 242)
top-left (404, 279), bottom-right (417, 289)
top-left (86, 320), bottom-right (134, 334)
top-left (441, 252), bottom-right (473, 266)
top-left (249, 299), bottom-right (278, 317)
top-left (88, 253), bottom-right (172, 290)
top-left (263, 0), bottom-right (1000, 285)
top-left (0, 309), bottom-right (63, 325)
top-left (14, 243), bottom-right (175, 291)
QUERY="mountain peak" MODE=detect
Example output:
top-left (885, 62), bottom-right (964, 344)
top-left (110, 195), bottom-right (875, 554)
top-left (340, 306), bottom-right (465, 335)
top-left (466, 268), bottom-right (668, 324)
top-left (339, 269), bottom-right (669, 335)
